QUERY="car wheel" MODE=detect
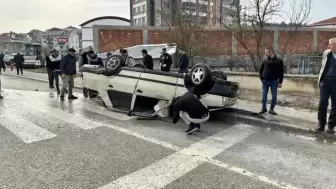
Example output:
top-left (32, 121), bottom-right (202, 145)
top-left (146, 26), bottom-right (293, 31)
top-left (211, 70), bottom-right (227, 80)
top-left (184, 73), bottom-right (215, 96)
top-left (134, 63), bottom-right (146, 69)
top-left (105, 55), bottom-right (123, 73)
top-left (190, 63), bottom-right (211, 86)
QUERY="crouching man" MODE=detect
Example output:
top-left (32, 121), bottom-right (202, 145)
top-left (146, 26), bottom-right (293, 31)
top-left (172, 91), bottom-right (210, 134)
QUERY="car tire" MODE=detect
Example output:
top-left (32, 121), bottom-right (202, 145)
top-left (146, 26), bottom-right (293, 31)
top-left (184, 73), bottom-right (215, 96)
top-left (105, 55), bottom-right (124, 74)
top-left (211, 70), bottom-right (227, 80)
top-left (190, 63), bottom-right (211, 86)
top-left (134, 63), bottom-right (146, 69)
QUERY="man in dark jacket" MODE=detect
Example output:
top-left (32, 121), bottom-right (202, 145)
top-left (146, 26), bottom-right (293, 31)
top-left (79, 49), bottom-right (104, 98)
top-left (13, 52), bottom-right (24, 75)
top-left (178, 50), bottom-right (189, 73)
top-left (0, 55), bottom-right (5, 99)
top-left (0, 52), bottom-right (4, 63)
top-left (45, 49), bottom-right (62, 94)
top-left (160, 48), bottom-right (172, 72)
top-left (141, 49), bottom-right (153, 70)
top-left (259, 47), bottom-right (284, 115)
top-left (172, 92), bottom-right (210, 134)
top-left (60, 48), bottom-right (78, 101)
top-left (315, 38), bottom-right (336, 134)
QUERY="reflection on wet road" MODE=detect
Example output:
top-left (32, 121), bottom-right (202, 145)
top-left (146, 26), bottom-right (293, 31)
top-left (0, 89), bottom-right (335, 189)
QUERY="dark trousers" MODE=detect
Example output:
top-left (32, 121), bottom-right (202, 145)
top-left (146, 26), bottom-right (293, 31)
top-left (318, 79), bottom-right (336, 129)
top-left (47, 68), bottom-right (54, 87)
top-left (53, 70), bottom-right (60, 92)
top-left (16, 64), bottom-right (23, 74)
top-left (261, 80), bottom-right (278, 111)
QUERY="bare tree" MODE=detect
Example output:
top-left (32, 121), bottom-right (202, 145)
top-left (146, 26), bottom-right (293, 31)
top-left (221, 0), bottom-right (312, 72)
top-left (157, 0), bottom-right (210, 58)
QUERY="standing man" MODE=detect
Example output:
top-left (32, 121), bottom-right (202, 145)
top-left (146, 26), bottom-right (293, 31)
top-left (160, 48), bottom-right (172, 72)
top-left (45, 49), bottom-right (62, 94)
top-left (259, 47), bottom-right (284, 115)
top-left (121, 49), bottom-right (135, 67)
top-left (316, 38), bottom-right (336, 134)
top-left (60, 48), bottom-right (78, 101)
top-left (178, 50), bottom-right (189, 73)
top-left (141, 49), bottom-right (153, 70)
top-left (0, 52), bottom-right (4, 63)
top-left (13, 52), bottom-right (24, 75)
top-left (0, 54), bottom-right (5, 99)
top-left (79, 49), bottom-right (104, 98)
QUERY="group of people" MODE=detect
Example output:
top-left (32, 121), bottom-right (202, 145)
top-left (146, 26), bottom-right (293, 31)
top-left (46, 46), bottom-right (104, 101)
top-left (259, 37), bottom-right (336, 135)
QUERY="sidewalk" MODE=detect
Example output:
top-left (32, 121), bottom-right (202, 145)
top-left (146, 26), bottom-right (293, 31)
top-left (2, 70), bottom-right (83, 88)
top-left (3, 70), bottom-right (324, 136)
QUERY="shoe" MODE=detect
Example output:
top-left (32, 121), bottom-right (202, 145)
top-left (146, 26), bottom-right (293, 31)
top-left (327, 127), bottom-right (335, 134)
top-left (195, 124), bottom-right (201, 132)
top-left (186, 123), bottom-right (198, 135)
top-left (259, 110), bottom-right (267, 114)
top-left (0, 95), bottom-right (3, 99)
top-left (314, 127), bottom-right (325, 134)
top-left (185, 123), bottom-right (194, 132)
top-left (60, 96), bottom-right (65, 101)
top-left (269, 110), bottom-right (277, 115)
top-left (57, 91), bottom-right (60, 95)
top-left (68, 95), bottom-right (78, 100)
top-left (84, 93), bottom-right (88, 98)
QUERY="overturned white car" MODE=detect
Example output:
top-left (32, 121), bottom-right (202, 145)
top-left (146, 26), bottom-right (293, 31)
top-left (80, 55), bottom-right (239, 117)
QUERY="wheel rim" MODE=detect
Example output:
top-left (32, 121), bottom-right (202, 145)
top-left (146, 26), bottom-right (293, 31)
top-left (106, 57), bottom-right (119, 69)
top-left (191, 67), bottom-right (204, 84)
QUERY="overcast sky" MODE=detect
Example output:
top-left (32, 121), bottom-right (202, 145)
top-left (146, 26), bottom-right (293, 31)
top-left (0, 0), bottom-right (334, 33)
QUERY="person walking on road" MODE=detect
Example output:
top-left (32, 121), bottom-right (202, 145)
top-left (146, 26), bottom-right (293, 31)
top-left (60, 48), bottom-right (78, 101)
top-left (160, 48), bottom-right (172, 72)
top-left (45, 49), bottom-right (62, 94)
top-left (178, 50), bottom-right (189, 73)
top-left (172, 91), bottom-right (210, 135)
top-left (0, 55), bottom-right (5, 99)
top-left (13, 52), bottom-right (24, 75)
top-left (141, 49), bottom-right (153, 70)
top-left (259, 47), bottom-right (284, 115)
top-left (0, 52), bottom-right (4, 63)
top-left (315, 38), bottom-right (336, 134)
top-left (79, 49), bottom-right (104, 98)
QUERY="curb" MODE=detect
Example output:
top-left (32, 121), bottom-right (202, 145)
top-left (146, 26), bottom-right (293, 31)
top-left (3, 73), bottom-right (83, 90)
top-left (4, 73), bottom-right (335, 139)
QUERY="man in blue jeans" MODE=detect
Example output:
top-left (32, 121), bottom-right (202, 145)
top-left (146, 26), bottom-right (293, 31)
top-left (259, 47), bottom-right (284, 115)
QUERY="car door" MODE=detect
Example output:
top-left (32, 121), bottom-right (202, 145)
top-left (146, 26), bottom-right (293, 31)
top-left (106, 68), bottom-right (142, 111)
top-left (134, 70), bottom-right (178, 101)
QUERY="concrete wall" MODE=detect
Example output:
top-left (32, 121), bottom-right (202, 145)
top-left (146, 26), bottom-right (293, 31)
top-left (225, 72), bottom-right (320, 109)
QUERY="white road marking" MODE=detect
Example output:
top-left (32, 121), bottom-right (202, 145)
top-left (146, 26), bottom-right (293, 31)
top-left (208, 159), bottom-right (300, 189)
top-left (20, 101), bottom-right (103, 129)
top-left (0, 109), bottom-right (56, 143)
top-left (99, 124), bottom-right (255, 189)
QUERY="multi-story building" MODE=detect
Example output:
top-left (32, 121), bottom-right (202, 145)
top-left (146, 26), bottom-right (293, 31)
top-left (40, 28), bottom-right (80, 54)
top-left (0, 32), bottom-right (32, 53)
top-left (129, 0), bottom-right (238, 27)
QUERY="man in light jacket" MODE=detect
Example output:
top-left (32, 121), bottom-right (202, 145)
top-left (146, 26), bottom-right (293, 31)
top-left (316, 37), bottom-right (336, 134)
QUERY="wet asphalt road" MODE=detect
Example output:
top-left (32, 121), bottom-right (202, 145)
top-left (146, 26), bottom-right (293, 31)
top-left (1, 76), bottom-right (336, 189)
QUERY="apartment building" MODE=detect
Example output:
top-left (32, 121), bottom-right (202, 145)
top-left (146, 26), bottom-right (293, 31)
top-left (129, 0), bottom-right (238, 27)
top-left (40, 28), bottom-right (80, 54)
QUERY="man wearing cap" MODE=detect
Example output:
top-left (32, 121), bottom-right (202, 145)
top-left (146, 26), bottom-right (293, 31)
top-left (79, 49), bottom-right (104, 98)
top-left (141, 49), bottom-right (153, 70)
top-left (316, 38), bottom-right (336, 134)
top-left (160, 48), bottom-right (172, 72)
top-left (60, 48), bottom-right (78, 101)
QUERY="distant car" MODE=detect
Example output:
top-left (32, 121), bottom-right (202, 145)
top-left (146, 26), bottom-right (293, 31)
top-left (80, 55), bottom-right (239, 118)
